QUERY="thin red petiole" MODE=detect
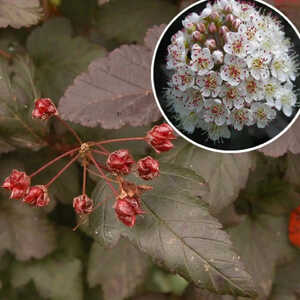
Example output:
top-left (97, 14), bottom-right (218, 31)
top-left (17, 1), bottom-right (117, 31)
top-left (46, 153), bottom-right (80, 188)
top-left (89, 137), bottom-right (146, 147)
top-left (87, 168), bottom-right (118, 183)
top-left (82, 161), bottom-right (87, 195)
top-left (88, 153), bottom-right (118, 196)
top-left (30, 147), bottom-right (80, 178)
top-left (55, 115), bottom-right (82, 144)
top-left (96, 144), bottom-right (110, 154)
top-left (72, 197), bottom-right (111, 231)
top-left (91, 149), bottom-right (109, 156)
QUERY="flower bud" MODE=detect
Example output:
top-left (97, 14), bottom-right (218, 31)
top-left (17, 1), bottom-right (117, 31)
top-left (192, 31), bottom-right (204, 42)
top-left (208, 22), bottom-right (217, 33)
top-left (205, 38), bottom-right (217, 50)
top-left (212, 50), bottom-right (224, 64)
top-left (2, 169), bottom-right (31, 200)
top-left (137, 156), bottom-right (160, 180)
top-left (211, 12), bottom-right (220, 21)
top-left (224, 5), bottom-right (232, 13)
top-left (226, 14), bottom-right (235, 24)
top-left (73, 194), bottom-right (93, 214)
top-left (219, 25), bottom-right (229, 37)
top-left (196, 22), bottom-right (206, 33)
top-left (32, 98), bottom-right (58, 120)
top-left (23, 185), bottom-right (50, 207)
top-left (233, 18), bottom-right (242, 30)
top-left (106, 149), bottom-right (135, 175)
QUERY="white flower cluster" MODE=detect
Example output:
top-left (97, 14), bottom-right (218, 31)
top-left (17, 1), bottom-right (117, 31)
top-left (165, 0), bottom-right (299, 142)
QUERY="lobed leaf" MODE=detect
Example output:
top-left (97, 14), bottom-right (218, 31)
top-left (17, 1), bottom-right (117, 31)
top-left (88, 166), bottom-right (256, 297)
top-left (88, 238), bottom-right (150, 300)
top-left (59, 43), bottom-right (162, 129)
top-left (27, 17), bottom-right (106, 102)
top-left (229, 215), bottom-right (297, 299)
top-left (0, 0), bottom-right (42, 29)
top-left (144, 24), bottom-right (166, 53)
top-left (94, 0), bottom-right (176, 48)
top-left (0, 55), bottom-right (48, 151)
top-left (259, 119), bottom-right (300, 157)
top-left (160, 139), bottom-right (254, 213)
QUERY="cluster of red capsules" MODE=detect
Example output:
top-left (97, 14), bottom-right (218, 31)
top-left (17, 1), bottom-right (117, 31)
top-left (1, 98), bottom-right (176, 228)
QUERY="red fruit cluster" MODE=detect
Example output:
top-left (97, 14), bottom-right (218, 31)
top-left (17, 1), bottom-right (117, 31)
top-left (24, 185), bottom-right (50, 207)
top-left (146, 123), bottom-right (176, 153)
top-left (2, 169), bottom-right (31, 199)
top-left (73, 194), bottom-right (94, 215)
top-left (2, 170), bottom-right (50, 207)
top-left (137, 156), bottom-right (159, 180)
top-left (32, 98), bottom-right (58, 120)
top-left (106, 149), bottom-right (135, 175)
top-left (114, 195), bottom-right (144, 227)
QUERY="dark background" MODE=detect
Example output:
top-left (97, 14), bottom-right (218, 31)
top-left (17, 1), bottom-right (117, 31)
top-left (153, 0), bottom-right (300, 151)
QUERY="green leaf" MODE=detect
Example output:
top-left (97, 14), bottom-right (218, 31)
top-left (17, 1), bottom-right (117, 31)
top-left (93, 0), bottom-right (176, 49)
top-left (26, 17), bottom-right (107, 102)
top-left (0, 195), bottom-right (57, 261)
top-left (0, 0), bottom-right (42, 29)
top-left (160, 139), bottom-right (254, 213)
top-left (88, 167), bottom-right (256, 297)
top-left (11, 256), bottom-right (83, 300)
top-left (229, 215), bottom-right (297, 299)
top-left (88, 238), bottom-right (150, 300)
top-left (269, 257), bottom-right (300, 300)
top-left (0, 55), bottom-right (48, 150)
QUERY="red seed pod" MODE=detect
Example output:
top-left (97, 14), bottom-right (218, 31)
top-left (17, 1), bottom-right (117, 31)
top-left (23, 185), bottom-right (50, 207)
top-left (137, 156), bottom-right (160, 180)
top-left (114, 198), bottom-right (136, 227)
top-left (32, 98), bottom-right (58, 120)
top-left (146, 123), bottom-right (176, 154)
top-left (106, 149), bottom-right (135, 175)
top-left (289, 206), bottom-right (300, 248)
top-left (2, 169), bottom-right (31, 199)
top-left (73, 194), bottom-right (94, 214)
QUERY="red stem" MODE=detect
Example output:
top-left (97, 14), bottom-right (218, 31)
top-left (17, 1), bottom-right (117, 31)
top-left (82, 161), bottom-right (87, 195)
top-left (0, 49), bottom-right (12, 60)
top-left (46, 154), bottom-right (80, 188)
top-left (88, 153), bottom-right (118, 196)
top-left (55, 115), bottom-right (82, 144)
top-left (92, 149), bottom-right (109, 156)
top-left (90, 137), bottom-right (145, 146)
top-left (96, 144), bottom-right (110, 154)
top-left (30, 147), bottom-right (80, 178)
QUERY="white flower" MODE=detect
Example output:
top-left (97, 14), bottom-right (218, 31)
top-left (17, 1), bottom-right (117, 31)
top-left (232, 2), bottom-right (258, 21)
top-left (196, 71), bottom-right (222, 97)
top-left (166, 43), bottom-right (186, 69)
top-left (251, 103), bottom-right (276, 128)
top-left (181, 111), bottom-right (201, 133)
top-left (190, 45), bottom-right (214, 75)
top-left (262, 78), bottom-right (281, 105)
top-left (224, 32), bottom-right (251, 58)
top-left (221, 54), bottom-right (248, 86)
top-left (200, 122), bottom-right (231, 141)
top-left (238, 23), bottom-right (262, 48)
top-left (172, 66), bottom-right (195, 91)
top-left (275, 85), bottom-right (297, 117)
top-left (246, 50), bottom-right (271, 81)
top-left (182, 13), bottom-right (200, 31)
top-left (271, 53), bottom-right (296, 82)
top-left (231, 108), bottom-right (254, 130)
top-left (204, 99), bottom-right (230, 126)
top-left (242, 77), bottom-right (263, 103)
top-left (185, 88), bottom-right (206, 111)
top-left (219, 83), bottom-right (246, 109)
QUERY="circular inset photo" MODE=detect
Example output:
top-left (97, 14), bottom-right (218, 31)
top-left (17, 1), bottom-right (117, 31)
top-left (152, 0), bottom-right (300, 153)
